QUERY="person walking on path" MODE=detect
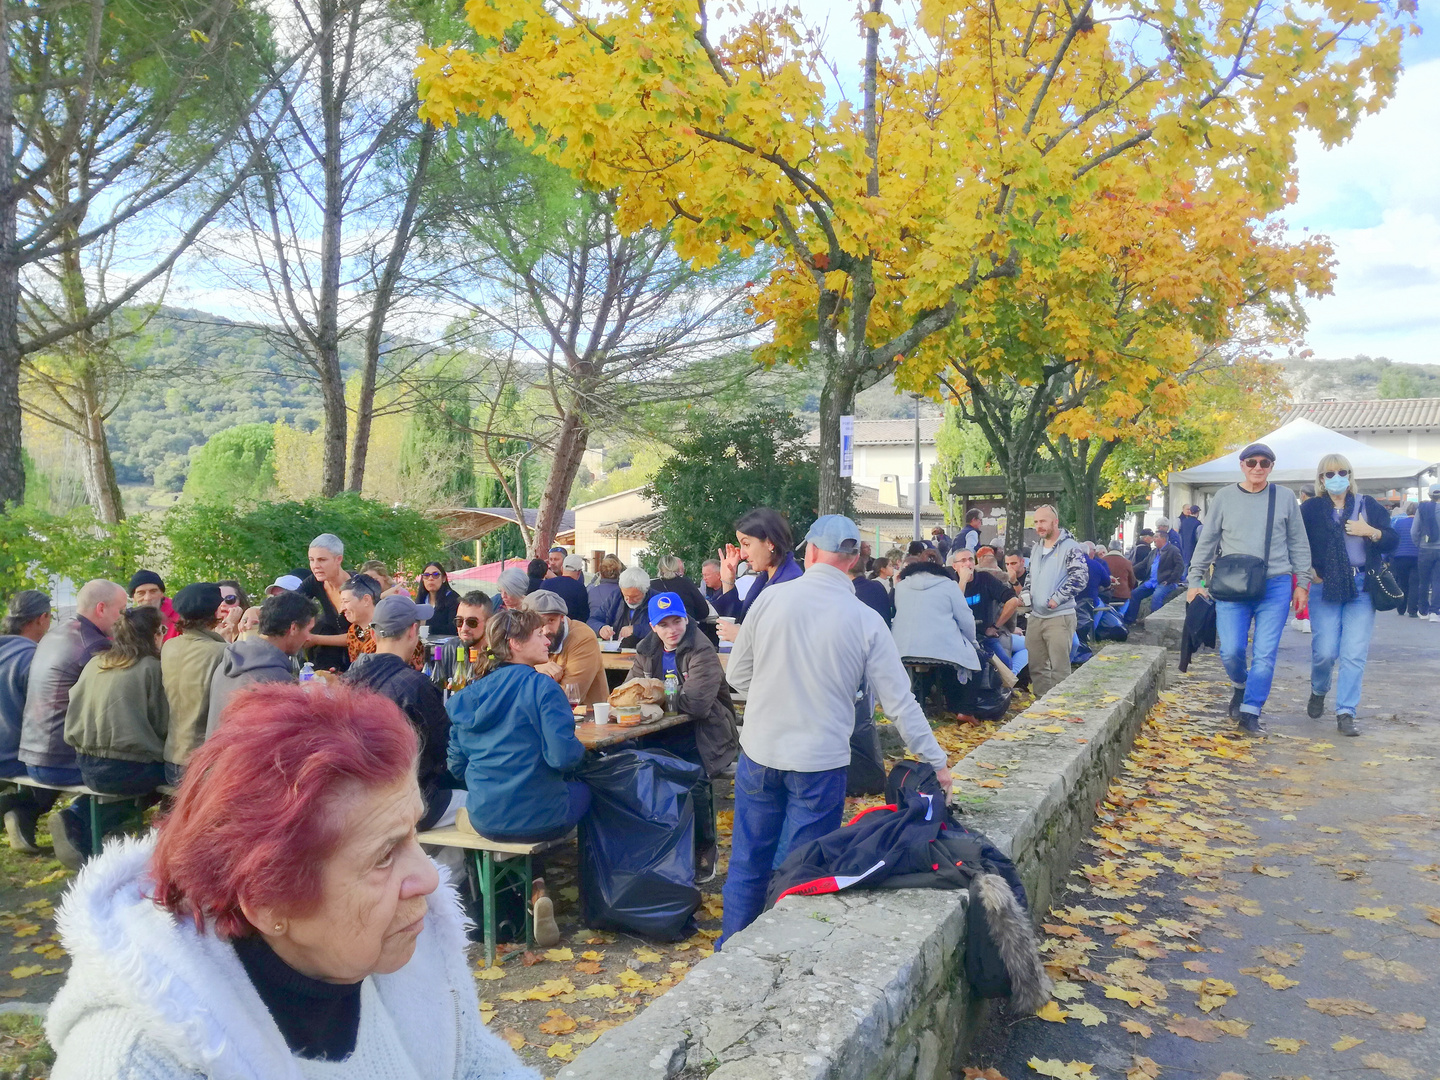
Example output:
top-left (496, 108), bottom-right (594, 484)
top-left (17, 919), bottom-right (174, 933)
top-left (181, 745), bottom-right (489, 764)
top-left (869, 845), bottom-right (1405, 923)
top-left (720, 515), bottom-right (953, 945)
top-left (1390, 502), bottom-right (1419, 617)
top-left (1187, 442), bottom-right (1311, 733)
top-left (1025, 505), bottom-right (1088, 698)
top-left (1413, 484), bottom-right (1440, 621)
top-left (1299, 454), bottom-right (1397, 737)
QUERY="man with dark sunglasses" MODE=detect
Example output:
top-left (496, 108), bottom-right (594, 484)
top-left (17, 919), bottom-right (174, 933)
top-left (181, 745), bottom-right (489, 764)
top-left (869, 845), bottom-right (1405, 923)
top-left (1187, 442), bottom-right (1312, 733)
top-left (454, 592), bottom-right (492, 649)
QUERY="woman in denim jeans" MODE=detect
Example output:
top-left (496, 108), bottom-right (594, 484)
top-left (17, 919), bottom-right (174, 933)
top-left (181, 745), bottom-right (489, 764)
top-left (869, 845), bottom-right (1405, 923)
top-left (1299, 454), bottom-right (1397, 736)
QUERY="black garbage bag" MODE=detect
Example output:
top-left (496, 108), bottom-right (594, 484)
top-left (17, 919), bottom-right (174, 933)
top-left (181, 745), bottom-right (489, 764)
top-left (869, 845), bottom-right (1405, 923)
top-left (962, 660), bottom-right (1012, 722)
top-left (576, 749), bottom-right (703, 940)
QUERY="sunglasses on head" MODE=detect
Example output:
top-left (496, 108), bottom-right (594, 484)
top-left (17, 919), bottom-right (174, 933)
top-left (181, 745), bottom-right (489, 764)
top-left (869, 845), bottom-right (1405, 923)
top-left (1242, 458), bottom-right (1273, 469)
top-left (455, 616), bottom-right (484, 629)
top-left (1323, 469), bottom-right (1349, 479)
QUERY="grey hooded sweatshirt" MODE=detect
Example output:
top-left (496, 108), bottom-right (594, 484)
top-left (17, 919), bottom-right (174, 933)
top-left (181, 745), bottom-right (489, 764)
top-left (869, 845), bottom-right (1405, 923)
top-left (205, 638), bottom-right (295, 736)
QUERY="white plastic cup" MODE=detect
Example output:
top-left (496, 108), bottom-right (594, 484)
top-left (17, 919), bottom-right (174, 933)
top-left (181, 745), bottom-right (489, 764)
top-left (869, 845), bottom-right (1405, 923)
top-left (717, 616), bottom-right (736, 628)
top-left (592, 703), bottom-right (611, 725)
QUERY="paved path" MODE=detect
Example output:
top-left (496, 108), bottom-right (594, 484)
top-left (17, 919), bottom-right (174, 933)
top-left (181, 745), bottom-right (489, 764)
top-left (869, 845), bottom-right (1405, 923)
top-left (966, 612), bottom-right (1440, 1079)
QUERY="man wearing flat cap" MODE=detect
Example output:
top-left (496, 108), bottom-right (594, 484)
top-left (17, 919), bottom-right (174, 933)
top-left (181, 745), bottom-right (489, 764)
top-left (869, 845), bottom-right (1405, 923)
top-left (521, 589), bottom-right (608, 705)
top-left (1187, 441), bottom-right (1311, 734)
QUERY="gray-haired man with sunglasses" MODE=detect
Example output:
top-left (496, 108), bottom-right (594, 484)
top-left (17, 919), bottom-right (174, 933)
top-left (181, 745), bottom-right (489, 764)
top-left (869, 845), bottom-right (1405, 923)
top-left (1187, 442), bottom-right (1312, 733)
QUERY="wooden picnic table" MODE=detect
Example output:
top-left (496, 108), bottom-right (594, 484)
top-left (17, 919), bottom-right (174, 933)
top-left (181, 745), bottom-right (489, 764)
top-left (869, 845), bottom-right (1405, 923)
top-left (600, 650), bottom-right (729, 671)
top-left (574, 711), bottom-right (693, 750)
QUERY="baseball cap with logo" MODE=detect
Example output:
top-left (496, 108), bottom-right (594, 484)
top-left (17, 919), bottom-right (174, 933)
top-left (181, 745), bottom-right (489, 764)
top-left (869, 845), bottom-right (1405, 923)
top-left (647, 592), bottom-right (685, 626)
top-left (803, 514), bottom-right (862, 554)
top-left (372, 594), bottom-right (434, 636)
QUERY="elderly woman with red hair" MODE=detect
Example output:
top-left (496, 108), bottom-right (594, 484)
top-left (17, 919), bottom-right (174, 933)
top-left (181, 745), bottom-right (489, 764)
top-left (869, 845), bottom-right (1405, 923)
top-left (45, 683), bottom-right (537, 1079)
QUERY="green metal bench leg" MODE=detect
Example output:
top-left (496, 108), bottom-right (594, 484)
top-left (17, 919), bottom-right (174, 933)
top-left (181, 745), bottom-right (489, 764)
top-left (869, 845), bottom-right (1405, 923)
top-left (86, 798), bottom-right (102, 858)
top-left (479, 850), bottom-right (497, 970)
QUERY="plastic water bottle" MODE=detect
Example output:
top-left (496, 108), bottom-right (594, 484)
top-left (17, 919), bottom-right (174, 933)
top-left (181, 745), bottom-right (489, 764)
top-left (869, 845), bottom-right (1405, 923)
top-left (663, 671), bottom-right (680, 715)
top-left (299, 662), bottom-right (315, 684)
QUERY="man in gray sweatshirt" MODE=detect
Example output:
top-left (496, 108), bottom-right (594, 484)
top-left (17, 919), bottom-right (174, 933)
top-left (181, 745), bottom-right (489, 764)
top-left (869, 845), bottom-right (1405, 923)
top-left (1187, 441), bottom-right (1311, 733)
top-left (205, 591), bottom-right (315, 734)
top-left (1026, 505), bottom-right (1089, 697)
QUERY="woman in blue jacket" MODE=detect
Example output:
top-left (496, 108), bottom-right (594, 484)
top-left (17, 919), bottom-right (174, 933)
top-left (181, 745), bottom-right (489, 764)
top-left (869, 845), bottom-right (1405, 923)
top-left (447, 607), bottom-right (589, 945)
top-left (1299, 454), bottom-right (1398, 737)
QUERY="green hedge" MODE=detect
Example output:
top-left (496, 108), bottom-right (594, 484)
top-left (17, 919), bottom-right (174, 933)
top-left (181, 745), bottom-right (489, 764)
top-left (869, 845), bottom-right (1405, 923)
top-left (161, 494), bottom-right (445, 597)
top-left (0, 507), bottom-right (154, 598)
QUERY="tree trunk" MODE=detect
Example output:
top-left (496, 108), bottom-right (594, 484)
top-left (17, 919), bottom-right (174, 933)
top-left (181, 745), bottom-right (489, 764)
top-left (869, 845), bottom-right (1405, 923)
top-left (347, 123), bottom-right (434, 493)
top-left (817, 362), bottom-right (858, 516)
top-left (532, 408), bottom-right (589, 555)
top-left (79, 382), bottom-right (123, 523)
top-left (316, 0), bottom-right (347, 497)
top-left (0, 0), bottom-right (21, 509)
top-left (1002, 457), bottom-right (1028, 555)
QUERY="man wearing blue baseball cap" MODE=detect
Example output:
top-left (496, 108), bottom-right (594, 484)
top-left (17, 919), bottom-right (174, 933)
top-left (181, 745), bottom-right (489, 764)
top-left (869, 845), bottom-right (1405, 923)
top-left (624, 592), bottom-right (739, 883)
top-left (720, 514), bottom-right (954, 945)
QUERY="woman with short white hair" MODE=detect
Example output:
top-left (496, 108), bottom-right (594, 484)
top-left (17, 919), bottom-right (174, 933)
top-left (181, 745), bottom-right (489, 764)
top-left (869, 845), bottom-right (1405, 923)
top-left (300, 533), bottom-right (352, 672)
top-left (1299, 453), bottom-right (1397, 736)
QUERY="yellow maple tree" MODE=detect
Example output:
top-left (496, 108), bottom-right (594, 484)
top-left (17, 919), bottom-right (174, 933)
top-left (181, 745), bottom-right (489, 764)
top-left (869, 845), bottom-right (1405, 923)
top-left (417, 0), bottom-right (1415, 511)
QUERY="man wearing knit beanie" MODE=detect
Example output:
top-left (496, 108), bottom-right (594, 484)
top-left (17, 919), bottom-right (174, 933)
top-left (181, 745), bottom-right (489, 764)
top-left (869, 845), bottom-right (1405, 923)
top-left (128, 570), bottom-right (179, 640)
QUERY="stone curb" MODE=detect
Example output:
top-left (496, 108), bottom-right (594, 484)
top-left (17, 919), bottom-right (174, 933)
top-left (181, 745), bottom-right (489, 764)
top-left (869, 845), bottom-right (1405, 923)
top-left (557, 644), bottom-right (1168, 1080)
top-left (1127, 598), bottom-right (1186, 650)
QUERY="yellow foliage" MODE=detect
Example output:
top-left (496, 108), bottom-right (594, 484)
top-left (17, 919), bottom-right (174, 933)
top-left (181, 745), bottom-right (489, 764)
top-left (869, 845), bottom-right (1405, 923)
top-left (415, 0), bottom-right (1414, 461)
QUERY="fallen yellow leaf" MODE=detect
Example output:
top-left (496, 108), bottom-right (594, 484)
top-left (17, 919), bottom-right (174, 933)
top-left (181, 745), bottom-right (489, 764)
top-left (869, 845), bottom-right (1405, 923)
top-left (1050, 981), bottom-right (1085, 1001)
top-left (1266, 1037), bottom-right (1305, 1054)
top-left (1037, 1001), bottom-right (1069, 1023)
top-left (1351, 906), bottom-right (1397, 921)
top-left (546, 1042), bottom-right (575, 1061)
top-left (580, 950), bottom-right (605, 961)
top-left (475, 966), bottom-right (506, 980)
top-left (1260, 971), bottom-right (1299, 990)
top-left (1027, 1058), bottom-right (1095, 1080)
top-left (538, 1009), bottom-right (577, 1035)
top-left (1126, 1055), bottom-right (1160, 1080)
top-left (7, 966), bottom-right (40, 979)
top-left (1067, 1002), bottom-right (1107, 1027)
top-left (1358, 1052), bottom-right (1419, 1080)
top-left (1104, 985), bottom-right (1145, 1007)
top-left (578, 983), bottom-right (618, 999)
top-left (544, 947), bottom-right (574, 962)
top-left (1332, 1036), bottom-right (1365, 1051)
top-left (1120, 1019), bottom-right (1152, 1038)
top-left (633, 948), bottom-right (663, 963)
top-left (501, 1027), bottom-right (525, 1051)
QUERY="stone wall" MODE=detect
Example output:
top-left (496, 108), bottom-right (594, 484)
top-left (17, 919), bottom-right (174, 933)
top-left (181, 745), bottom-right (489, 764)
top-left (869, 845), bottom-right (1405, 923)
top-left (1127, 596), bottom-right (1186, 651)
top-left (557, 645), bottom-right (1168, 1080)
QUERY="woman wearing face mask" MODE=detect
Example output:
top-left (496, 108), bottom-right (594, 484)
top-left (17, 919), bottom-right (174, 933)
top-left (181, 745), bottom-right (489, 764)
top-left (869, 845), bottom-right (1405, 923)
top-left (1299, 454), bottom-right (1397, 737)
top-left (712, 507), bottom-right (804, 642)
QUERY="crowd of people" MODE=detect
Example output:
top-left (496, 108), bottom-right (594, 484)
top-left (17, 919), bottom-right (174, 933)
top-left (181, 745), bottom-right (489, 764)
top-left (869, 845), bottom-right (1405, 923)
top-left (0, 434), bottom-right (1431, 1077)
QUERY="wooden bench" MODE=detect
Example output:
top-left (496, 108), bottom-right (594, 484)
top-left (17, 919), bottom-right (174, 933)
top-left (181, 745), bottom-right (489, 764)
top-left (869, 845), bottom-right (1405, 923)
top-left (4, 775), bottom-right (176, 858)
top-left (416, 825), bottom-right (576, 967)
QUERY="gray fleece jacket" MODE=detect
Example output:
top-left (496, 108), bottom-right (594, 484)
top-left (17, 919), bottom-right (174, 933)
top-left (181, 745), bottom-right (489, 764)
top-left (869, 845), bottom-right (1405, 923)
top-left (205, 638), bottom-right (296, 736)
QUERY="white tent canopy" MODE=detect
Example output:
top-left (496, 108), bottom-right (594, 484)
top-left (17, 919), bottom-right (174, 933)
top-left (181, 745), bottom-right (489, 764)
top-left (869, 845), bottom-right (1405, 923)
top-left (1170, 418), bottom-right (1438, 504)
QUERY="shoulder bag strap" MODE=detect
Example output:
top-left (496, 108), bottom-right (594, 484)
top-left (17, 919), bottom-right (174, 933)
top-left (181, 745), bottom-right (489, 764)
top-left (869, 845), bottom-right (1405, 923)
top-left (1262, 482), bottom-right (1277, 569)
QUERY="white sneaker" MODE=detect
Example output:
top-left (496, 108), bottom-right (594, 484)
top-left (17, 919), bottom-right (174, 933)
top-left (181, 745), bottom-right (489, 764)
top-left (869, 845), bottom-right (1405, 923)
top-left (1298, 619), bottom-right (1311, 633)
top-left (1430, 614), bottom-right (1440, 623)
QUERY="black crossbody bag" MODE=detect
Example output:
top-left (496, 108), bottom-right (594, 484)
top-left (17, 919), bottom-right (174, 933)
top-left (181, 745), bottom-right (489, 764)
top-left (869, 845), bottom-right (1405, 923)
top-left (1209, 484), bottom-right (1276, 602)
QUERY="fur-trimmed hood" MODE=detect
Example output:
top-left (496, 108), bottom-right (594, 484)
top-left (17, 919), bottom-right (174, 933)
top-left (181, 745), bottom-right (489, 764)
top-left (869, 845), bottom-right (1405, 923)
top-left (46, 833), bottom-right (526, 1080)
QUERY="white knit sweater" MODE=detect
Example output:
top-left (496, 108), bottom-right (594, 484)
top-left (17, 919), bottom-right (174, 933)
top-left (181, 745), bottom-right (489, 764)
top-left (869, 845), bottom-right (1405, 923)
top-left (46, 834), bottom-right (538, 1080)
